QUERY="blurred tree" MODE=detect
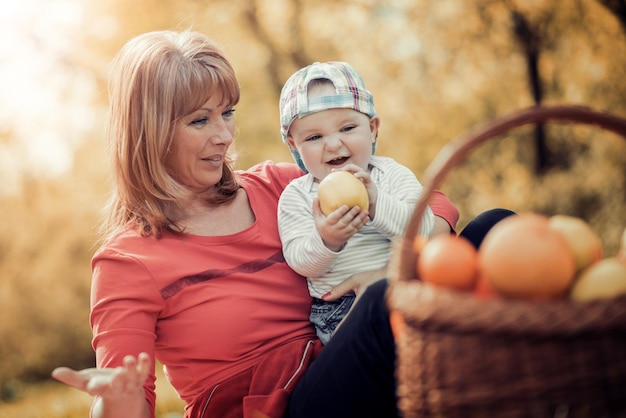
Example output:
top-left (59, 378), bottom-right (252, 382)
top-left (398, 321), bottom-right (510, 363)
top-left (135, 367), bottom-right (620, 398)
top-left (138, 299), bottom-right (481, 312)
top-left (511, 8), bottom-right (548, 173)
top-left (597, 0), bottom-right (626, 31)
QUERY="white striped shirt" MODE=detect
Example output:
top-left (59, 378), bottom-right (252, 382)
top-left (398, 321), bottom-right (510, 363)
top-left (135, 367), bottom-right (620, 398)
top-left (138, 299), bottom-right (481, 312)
top-left (278, 156), bottom-right (434, 297)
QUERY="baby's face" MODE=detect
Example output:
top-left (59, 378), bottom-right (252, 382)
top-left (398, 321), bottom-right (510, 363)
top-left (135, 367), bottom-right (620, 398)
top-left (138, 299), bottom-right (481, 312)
top-left (287, 107), bottom-right (377, 181)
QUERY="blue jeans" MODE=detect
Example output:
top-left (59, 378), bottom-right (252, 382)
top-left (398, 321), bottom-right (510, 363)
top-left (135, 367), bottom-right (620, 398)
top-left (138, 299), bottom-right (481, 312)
top-left (310, 293), bottom-right (356, 345)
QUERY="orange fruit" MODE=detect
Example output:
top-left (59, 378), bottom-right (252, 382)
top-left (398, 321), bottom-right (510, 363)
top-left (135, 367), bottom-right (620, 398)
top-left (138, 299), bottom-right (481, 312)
top-left (317, 171), bottom-right (369, 216)
top-left (389, 310), bottom-right (406, 341)
top-left (474, 273), bottom-right (496, 299)
top-left (479, 213), bottom-right (576, 299)
top-left (417, 234), bottom-right (478, 290)
top-left (413, 235), bottom-right (428, 253)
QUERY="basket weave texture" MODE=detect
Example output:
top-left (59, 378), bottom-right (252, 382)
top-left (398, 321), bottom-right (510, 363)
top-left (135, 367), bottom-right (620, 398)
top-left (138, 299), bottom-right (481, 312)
top-left (387, 105), bottom-right (626, 418)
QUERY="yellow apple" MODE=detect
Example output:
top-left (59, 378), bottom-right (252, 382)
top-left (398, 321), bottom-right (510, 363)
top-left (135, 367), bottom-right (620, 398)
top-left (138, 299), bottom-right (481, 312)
top-left (570, 258), bottom-right (626, 302)
top-left (548, 215), bottom-right (603, 272)
top-left (317, 171), bottom-right (369, 216)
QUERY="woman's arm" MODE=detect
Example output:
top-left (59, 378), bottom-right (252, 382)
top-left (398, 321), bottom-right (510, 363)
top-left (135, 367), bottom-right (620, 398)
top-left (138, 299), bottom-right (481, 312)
top-left (429, 190), bottom-right (459, 235)
top-left (84, 247), bottom-right (162, 416)
top-left (431, 214), bottom-right (455, 236)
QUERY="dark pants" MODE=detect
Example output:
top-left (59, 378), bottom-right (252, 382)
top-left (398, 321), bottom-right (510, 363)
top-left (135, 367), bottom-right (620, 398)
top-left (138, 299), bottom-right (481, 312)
top-left (286, 279), bottom-right (398, 418)
top-left (286, 208), bottom-right (516, 418)
top-left (459, 208), bottom-right (516, 249)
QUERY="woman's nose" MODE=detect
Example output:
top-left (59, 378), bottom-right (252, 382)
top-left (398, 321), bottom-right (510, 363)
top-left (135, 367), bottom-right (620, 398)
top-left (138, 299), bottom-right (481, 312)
top-left (211, 120), bottom-right (234, 145)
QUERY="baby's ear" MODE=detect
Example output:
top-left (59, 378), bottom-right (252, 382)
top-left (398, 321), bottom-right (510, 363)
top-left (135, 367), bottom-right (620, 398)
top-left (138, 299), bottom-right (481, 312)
top-left (287, 135), bottom-right (297, 149)
top-left (369, 116), bottom-right (380, 138)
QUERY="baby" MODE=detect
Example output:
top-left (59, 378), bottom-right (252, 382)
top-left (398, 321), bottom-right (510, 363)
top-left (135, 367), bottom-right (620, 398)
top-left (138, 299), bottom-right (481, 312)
top-left (278, 61), bottom-right (435, 344)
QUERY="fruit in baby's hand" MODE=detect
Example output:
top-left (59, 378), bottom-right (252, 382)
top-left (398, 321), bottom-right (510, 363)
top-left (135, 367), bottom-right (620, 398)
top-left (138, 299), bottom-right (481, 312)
top-left (417, 234), bottom-right (478, 290)
top-left (548, 215), bottom-right (603, 272)
top-left (570, 258), bottom-right (626, 302)
top-left (318, 171), bottom-right (369, 216)
top-left (478, 213), bottom-right (576, 299)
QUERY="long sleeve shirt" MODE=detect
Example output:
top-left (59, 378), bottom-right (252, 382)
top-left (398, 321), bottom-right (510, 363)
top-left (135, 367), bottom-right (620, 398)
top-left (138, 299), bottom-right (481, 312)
top-left (278, 156), bottom-right (434, 297)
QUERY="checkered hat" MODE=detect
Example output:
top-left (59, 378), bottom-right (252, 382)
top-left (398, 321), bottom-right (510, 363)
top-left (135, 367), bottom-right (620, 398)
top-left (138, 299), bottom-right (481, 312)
top-left (279, 61), bottom-right (376, 171)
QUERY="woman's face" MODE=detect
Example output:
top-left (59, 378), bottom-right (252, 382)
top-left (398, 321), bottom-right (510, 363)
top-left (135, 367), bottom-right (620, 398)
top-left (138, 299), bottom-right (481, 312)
top-left (167, 94), bottom-right (235, 192)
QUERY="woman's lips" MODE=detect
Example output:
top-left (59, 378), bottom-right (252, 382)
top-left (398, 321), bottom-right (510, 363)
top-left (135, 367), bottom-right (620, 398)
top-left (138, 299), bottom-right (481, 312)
top-left (202, 154), bottom-right (224, 167)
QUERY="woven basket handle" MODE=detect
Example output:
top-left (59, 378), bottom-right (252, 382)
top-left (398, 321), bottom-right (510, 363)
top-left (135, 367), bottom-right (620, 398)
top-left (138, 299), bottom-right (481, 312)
top-left (394, 105), bottom-right (626, 283)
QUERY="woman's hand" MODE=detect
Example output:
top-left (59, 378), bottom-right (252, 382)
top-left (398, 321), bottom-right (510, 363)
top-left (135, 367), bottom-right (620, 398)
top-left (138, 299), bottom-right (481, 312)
top-left (323, 266), bottom-right (387, 303)
top-left (323, 266), bottom-right (387, 334)
top-left (52, 353), bottom-right (151, 418)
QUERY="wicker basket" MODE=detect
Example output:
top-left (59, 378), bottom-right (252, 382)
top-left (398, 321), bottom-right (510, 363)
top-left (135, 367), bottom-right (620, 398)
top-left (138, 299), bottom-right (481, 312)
top-left (387, 105), bottom-right (626, 418)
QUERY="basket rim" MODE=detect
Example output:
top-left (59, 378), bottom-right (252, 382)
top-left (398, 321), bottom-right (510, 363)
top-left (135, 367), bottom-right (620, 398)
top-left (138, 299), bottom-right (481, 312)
top-left (388, 279), bottom-right (626, 336)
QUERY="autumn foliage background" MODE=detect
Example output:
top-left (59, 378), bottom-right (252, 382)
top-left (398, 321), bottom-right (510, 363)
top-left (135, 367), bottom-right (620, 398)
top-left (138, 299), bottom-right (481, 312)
top-left (1, 0), bottom-right (625, 416)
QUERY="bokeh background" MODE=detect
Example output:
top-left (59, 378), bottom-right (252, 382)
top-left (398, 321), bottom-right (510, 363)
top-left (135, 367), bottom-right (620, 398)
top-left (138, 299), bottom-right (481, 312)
top-left (1, 0), bottom-right (625, 416)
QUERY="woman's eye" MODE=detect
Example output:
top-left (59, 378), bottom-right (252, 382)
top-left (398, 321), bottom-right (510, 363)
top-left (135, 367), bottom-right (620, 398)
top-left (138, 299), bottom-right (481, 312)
top-left (190, 117), bottom-right (208, 127)
top-left (223, 108), bottom-right (236, 119)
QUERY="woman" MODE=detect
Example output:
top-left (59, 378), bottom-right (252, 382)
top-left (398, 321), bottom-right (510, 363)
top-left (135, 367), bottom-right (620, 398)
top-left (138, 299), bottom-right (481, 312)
top-left (51, 30), bottom-right (478, 418)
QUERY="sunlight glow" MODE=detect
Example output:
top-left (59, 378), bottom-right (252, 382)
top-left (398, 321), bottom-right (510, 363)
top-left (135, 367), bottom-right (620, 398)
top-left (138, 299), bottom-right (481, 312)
top-left (0, 0), bottom-right (97, 194)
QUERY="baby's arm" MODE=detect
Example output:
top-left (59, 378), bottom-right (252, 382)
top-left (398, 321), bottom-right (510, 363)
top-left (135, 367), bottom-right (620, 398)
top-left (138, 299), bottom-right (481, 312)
top-left (369, 161), bottom-right (435, 238)
top-left (278, 181), bottom-right (341, 277)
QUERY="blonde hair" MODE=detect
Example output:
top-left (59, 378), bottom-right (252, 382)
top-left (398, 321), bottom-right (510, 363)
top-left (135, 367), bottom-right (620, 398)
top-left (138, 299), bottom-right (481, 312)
top-left (102, 30), bottom-right (241, 239)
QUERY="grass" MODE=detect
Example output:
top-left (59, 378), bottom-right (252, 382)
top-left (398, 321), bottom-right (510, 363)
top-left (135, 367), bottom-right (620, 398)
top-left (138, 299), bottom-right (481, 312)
top-left (0, 380), bottom-right (93, 418)
top-left (0, 365), bottom-right (186, 418)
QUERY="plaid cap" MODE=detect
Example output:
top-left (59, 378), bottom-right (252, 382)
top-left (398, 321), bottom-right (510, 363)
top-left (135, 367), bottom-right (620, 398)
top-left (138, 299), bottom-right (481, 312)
top-left (279, 61), bottom-right (377, 171)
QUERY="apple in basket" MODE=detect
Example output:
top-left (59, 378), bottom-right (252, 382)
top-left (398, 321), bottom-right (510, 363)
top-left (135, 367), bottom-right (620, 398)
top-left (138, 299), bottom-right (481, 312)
top-left (570, 257), bottom-right (626, 302)
top-left (547, 214), bottom-right (603, 272)
top-left (317, 171), bottom-right (369, 216)
top-left (478, 213), bottom-right (576, 299)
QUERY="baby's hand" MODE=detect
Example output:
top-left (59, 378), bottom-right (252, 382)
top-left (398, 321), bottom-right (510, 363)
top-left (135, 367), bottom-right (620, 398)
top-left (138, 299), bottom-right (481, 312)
top-left (313, 197), bottom-right (369, 251)
top-left (340, 164), bottom-right (377, 219)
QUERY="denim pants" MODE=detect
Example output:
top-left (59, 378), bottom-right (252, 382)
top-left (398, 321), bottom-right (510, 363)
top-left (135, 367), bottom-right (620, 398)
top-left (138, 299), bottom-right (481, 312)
top-left (310, 293), bottom-right (356, 345)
